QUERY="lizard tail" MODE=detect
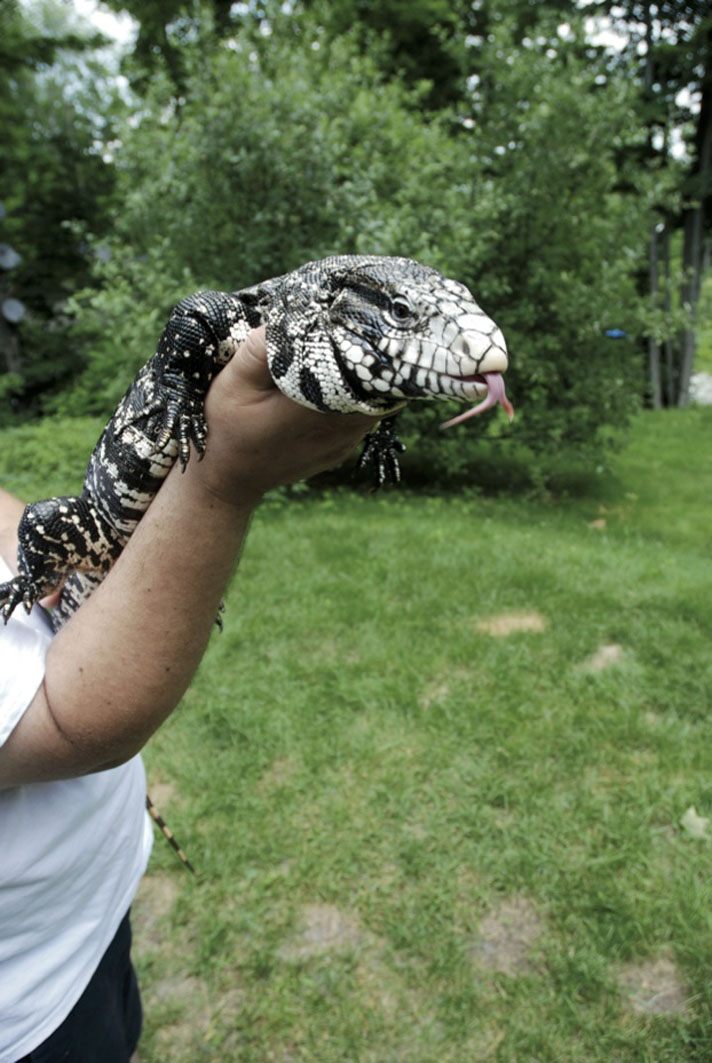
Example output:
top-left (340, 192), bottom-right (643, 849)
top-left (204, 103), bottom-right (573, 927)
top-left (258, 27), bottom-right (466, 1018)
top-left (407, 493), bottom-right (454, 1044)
top-left (146, 794), bottom-right (196, 875)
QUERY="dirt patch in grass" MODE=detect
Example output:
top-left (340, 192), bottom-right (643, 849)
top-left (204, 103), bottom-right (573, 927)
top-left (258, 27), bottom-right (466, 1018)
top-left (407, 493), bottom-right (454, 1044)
top-left (151, 971), bottom-right (207, 1005)
top-left (150, 973), bottom-right (212, 1061)
top-left (258, 754), bottom-right (299, 791)
top-left (617, 950), bottom-right (689, 1015)
top-left (469, 896), bottom-right (545, 976)
top-left (580, 643), bottom-right (624, 672)
top-left (419, 678), bottom-right (452, 709)
top-left (132, 871), bottom-right (181, 948)
top-left (476, 612), bottom-right (548, 637)
top-left (418, 665), bottom-right (476, 709)
top-left (278, 902), bottom-right (445, 1052)
top-left (278, 903), bottom-right (363, 961)
top-left (133, 872), bottom-right (217, 1059)
top-left (455, 867), bottom-right (486, 923)
top-left (147, 777), bottom-right (182, 808)
top-left (134, 872), bottom-right (248, 1060)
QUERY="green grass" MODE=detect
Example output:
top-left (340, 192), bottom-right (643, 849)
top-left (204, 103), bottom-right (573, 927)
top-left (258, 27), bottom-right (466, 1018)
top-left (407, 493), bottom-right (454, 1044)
top-left (3, 409), bottom-right (712, 1061)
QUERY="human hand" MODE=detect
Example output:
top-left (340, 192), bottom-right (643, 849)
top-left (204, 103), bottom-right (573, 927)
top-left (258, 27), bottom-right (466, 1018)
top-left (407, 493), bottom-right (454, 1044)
top-left (189, 327), bottom-right (380, 507)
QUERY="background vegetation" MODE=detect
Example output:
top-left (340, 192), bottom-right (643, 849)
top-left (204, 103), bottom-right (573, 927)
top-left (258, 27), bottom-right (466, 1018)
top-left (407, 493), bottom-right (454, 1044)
top-left (1, 0), bottom-right (710, 480)
top-left (2, 1), bottom-right (711, 1059)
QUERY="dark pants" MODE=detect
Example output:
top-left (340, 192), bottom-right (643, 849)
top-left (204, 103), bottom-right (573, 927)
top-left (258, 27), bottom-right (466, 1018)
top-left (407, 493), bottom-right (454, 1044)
top-left (18, 910), bottom-right (142, 1063)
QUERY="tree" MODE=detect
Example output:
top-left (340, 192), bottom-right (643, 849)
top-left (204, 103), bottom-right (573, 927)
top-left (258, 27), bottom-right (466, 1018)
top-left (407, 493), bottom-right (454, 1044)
top-left (677, 13), bottom-right (712, 405)
top-left (0, 0), bottom-right (118, 419)
top-left (599, 2), bottom-right (712, 406)
top-left (59, 18), bottom-right (650, 485)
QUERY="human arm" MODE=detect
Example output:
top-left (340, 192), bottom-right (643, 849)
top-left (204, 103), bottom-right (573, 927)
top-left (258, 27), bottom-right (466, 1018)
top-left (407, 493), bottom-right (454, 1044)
top-left (0, 329), bottom-right (376, 787)
top-left (0, 486), bottom-right (25, 573)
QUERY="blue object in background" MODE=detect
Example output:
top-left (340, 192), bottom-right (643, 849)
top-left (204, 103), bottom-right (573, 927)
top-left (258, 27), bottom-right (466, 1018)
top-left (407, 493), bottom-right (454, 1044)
top-left (605, 328), bottom-right (628, 339)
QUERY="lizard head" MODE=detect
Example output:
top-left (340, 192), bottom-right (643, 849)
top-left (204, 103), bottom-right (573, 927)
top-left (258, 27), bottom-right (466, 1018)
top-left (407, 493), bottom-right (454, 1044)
top-left (247, 255), bottom-right (511, 421)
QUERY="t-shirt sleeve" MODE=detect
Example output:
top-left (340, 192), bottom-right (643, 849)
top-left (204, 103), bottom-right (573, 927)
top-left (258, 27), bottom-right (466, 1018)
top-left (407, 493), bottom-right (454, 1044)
top-left (0, 559), bottom-right (53, 747)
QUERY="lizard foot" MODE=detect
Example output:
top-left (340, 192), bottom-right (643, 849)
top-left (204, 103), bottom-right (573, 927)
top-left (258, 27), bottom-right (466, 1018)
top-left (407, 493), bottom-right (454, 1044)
top-left (355, 418), bottom-right (406, 488)
top-left (0, 574), bottom-right (39, 623)
top-left (155, 391), bottom-right (209, 470)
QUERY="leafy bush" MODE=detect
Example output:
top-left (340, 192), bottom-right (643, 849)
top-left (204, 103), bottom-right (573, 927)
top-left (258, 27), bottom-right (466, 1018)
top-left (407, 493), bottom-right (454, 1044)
top-left (51, 19), bottom-right (651, 482)
top-left (0, 415), bottom-right (103, 499)
top-left (51, 248), bottom-right (197, 417)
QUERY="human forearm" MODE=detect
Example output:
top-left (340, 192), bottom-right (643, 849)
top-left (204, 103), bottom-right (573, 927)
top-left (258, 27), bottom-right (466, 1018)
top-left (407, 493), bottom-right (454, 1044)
top-left (47, 464), bottom-right (254, 771)
top-left (0, 486), bottom-right (24, 572)
top-left (0, 466), bottom-right (254, 785)
top-left (0, 330), bottom-right (376, 786)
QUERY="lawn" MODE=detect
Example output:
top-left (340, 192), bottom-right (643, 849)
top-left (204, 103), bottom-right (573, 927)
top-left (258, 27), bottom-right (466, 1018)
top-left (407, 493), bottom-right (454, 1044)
top-left (2, 408), bottom-right (711, 1061)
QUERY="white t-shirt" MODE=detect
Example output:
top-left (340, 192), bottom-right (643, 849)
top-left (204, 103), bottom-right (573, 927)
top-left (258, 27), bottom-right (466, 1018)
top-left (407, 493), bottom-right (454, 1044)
top-left (0, 558), bottom-right (153, 1063)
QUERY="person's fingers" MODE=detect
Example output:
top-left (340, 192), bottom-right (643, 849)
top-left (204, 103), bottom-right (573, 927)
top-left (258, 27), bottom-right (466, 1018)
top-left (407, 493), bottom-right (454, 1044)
top-left (230, 326), bottom-right (272, 392)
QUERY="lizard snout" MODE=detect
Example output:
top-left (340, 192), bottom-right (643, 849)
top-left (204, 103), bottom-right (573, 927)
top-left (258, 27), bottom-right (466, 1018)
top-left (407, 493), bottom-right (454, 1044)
top-left (449, 319), bottom-right (508, 377)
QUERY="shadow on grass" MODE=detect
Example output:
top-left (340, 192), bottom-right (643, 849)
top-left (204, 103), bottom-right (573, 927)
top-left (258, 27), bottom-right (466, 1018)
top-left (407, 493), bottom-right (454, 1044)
top-left (312, 439), bottom-right (627, 503)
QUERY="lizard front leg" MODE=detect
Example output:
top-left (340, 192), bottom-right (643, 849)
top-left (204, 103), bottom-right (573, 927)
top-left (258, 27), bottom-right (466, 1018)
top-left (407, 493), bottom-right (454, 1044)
top-left (0, 496), bottom-right (121, 623)
top-left (141, 291), bottom-right (253, 470)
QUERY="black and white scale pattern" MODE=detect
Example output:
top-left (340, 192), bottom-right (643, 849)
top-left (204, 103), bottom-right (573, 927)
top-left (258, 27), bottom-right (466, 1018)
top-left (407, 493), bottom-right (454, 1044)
top-left (0, 255), bottom-right (508, 627)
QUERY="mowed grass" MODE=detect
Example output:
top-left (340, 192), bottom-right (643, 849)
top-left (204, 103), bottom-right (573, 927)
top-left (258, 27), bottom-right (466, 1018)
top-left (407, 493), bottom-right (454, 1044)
top-left (3, 408), bottom-right (711, 1061)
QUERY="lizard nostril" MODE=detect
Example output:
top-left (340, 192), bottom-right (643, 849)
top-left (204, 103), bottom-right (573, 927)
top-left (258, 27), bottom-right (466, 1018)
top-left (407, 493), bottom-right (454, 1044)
top-left (451, 329), bottom-right (491, 365)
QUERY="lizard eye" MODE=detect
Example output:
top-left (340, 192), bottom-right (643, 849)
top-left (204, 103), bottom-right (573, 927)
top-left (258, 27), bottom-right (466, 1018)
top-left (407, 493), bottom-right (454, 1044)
top-left (389, 296), bottom-right (413, 324)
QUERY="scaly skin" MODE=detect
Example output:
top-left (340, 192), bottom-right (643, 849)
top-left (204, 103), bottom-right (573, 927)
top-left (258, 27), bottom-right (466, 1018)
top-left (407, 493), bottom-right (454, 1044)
top-left (0, 255), bottom-right (510, 628)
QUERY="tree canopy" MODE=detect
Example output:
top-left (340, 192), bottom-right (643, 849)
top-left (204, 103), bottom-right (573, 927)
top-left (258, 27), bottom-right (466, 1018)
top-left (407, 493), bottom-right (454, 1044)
top-left (2, 0), bottom-right (709, 479)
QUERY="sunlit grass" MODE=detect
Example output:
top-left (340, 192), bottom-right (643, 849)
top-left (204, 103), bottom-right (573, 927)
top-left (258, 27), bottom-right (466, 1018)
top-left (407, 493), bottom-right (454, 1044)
top-left (3, 408), bottom-right (711, 1061)
top-left (138, 409), bottom-right (711, 1062)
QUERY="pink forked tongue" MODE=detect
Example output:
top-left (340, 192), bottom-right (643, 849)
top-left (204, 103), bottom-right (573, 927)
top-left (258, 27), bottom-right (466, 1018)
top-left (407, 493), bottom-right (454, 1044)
top-left (440, 373), bottom-right (514, 430)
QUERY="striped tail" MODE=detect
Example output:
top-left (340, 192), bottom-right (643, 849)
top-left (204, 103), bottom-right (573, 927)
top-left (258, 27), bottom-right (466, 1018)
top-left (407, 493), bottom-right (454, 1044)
top-left (146, 794), bottom-right (196, 875)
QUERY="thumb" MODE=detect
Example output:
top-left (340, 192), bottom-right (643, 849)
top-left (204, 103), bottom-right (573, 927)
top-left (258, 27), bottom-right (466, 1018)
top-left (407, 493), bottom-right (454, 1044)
top-left (230, 326), bottom-right (273, 393)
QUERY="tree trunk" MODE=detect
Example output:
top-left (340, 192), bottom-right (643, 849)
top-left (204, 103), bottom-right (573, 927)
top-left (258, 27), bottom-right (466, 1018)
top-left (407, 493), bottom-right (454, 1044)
top-left (0, 273), bottom-right (22, 378)
top-left (661, 221), bottom-right (674, 405)
top-left (678, 210), bottom-right (703, 407)
top-left (677, 28), bottom-right (712, 407)
top-left (643, 1), bottom-right (664, 408)
top-left (648, 226), bottom-right (663, 409)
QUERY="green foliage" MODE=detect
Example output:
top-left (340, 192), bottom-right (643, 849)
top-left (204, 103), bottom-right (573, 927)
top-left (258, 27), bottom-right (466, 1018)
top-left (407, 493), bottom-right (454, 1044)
top-left (9, 0), bottom-right (708, 474)
top-left (52, 244), bottom-right (197, 416)
top-left (54, 34), bottom-right (485, 420)
top-left (301, 0), bottom-right (470, 108)
top-left (392, 21), bottom-right (653, 472)
top-left (102, 0), bottom-right (470, 106)
top-left (0, 0), bottom-right (120, 418)
top-left (0, 414), bottom-right (103, 499)
top-left (697, 269), bottom-right (712, 373)
top-left (452, 23), bottom-right (649, 457)
top-left (598, 1), bottom-right (712, 406)
top-left (58, 16), bottom-right (653, 481)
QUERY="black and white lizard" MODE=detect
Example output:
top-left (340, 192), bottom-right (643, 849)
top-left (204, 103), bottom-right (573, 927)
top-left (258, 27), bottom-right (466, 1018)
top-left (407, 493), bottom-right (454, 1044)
top-left (0, 254), bottom-right (512, 868)
top-left (1, 254), bottom-right (512, 627)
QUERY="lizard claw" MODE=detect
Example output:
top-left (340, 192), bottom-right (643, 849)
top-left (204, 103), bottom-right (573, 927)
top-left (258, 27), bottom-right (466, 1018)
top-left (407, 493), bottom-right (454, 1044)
top-left (356, 418), bottom-right (406, 488)
top-left (156, 400), bottom-right (208, 470)
top-left (0, 574), bottom-right (39, 624)
top-left (176, 411), bottom-right (208, 470)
